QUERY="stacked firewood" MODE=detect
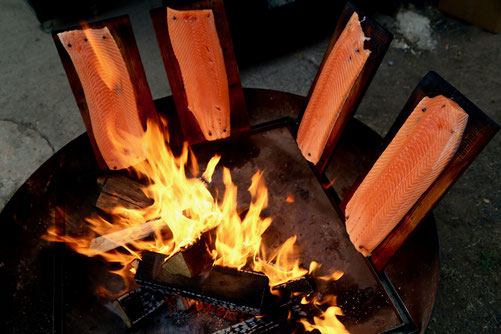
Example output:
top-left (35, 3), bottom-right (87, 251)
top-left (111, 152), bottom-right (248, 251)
top-left (93, 175), bottom-right (317, 333)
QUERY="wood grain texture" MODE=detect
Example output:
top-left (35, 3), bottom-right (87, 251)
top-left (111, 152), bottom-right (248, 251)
top-left (161, 233), bottom-right (214, 277)
top-left (52, 16), bottom-right (158, 170)
top-left (113, 286), bottom-right (169, 327)
top-left (151, 0), bottom-right (249, 145)
top-left (296, 2), bottom-right (393, 173)
top-left (96, 174), bottom-right (153, 210)
top-left (341, 71), bottom-right (499, 271)
top-left (95, 174), bottom-right (213, 275)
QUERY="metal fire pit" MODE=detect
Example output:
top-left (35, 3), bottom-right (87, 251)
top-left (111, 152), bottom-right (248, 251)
top-left (0, 89), bottom-right (439, 333)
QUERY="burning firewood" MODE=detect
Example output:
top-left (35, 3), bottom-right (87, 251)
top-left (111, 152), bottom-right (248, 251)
top-left (161, 233), bottom-right (214, 277)
top-left (89, 221), bottom-right (214, 277)
top-left (91, 174), bottom-right (161, 253)
top-left (92, 175), bottom-right (214, 276)
top-left (135, 251), bottom-right (317, 317)
top-left (88, 218), bottom-right (166, 254)
top-left (136, 251), bottom-right (272, 315)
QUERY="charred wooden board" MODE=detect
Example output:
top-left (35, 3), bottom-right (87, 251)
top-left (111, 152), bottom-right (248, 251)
top-left (93, 175), bottom-right (214, 274)
top-left (150, 0), bottom-right (249, 145)
top-left (113, 286), bottom-right (169, 328)
top-left (96, 174), bottom-right (153, 210)
top-left (136, 251), bottom-right (272, 315)
top-left (161, 233), bottom-right (214, 277)
top-left (52, 16), bottom-right (158, 170)
top-left (341, 71), bottom-right (500, 271)
top-left (136, 252), bottom-right (317, 316)
top-left (296, 2), bottom-right (393, 173)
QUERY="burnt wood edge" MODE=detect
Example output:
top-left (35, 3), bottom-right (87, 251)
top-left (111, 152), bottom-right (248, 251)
top-left (340, 71), bottom-right (499, 272)
top-left (295, 1), bottom-right (393, 174)
top-left (113, 286), bottom-right (169, 328)
top-left (136, 251), bottom-right (272, 315)
top-left (52, 15), bottom-right (159, 170)
top-left (150, 0), bottom-right (249, 146)
top-left (96, 174), bottom-right (153, 210)
top-left (162, 233), bottom-right (214, 277)
top-left (136, 250), bottom-right (317, 316)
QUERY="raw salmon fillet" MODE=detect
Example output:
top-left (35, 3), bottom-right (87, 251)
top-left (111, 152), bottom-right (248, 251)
top-left (59, 28), bottom-right (145, 170)
top-left (296, 12), bottom-right (371, 164)
top-left (345, 95), bottom-right (468, 256)
top-left (167, 7), bottom-right (230, 141)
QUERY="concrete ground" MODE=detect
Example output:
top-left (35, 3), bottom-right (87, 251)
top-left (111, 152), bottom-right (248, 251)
top-left (1, 0), bottom-right (499, 333)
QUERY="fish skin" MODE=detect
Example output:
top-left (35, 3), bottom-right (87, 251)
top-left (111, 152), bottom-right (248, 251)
top-left (59, 28), bottom-right (145, 170)
top-left (297, 12), bottom-right (371, 164)
top-left (167, 7), bottom-right (230, 141)
top-left (345, 95), bottom-right (469, 256)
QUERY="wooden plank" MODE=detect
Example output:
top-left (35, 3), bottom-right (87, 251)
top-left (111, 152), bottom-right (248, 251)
top-left (113, 286), bottom-right (169, 328)
top-left (89, 218), bottom-right (166, 254)
top-left (150, 0), bottom-right (249, 145)
top-left (162, 233), bottom-right (214, 277)
top-left (296, 2), bottom-right (393, 173)
top-left (136, 251), bottom-right (272, 315)
top-left (93, 175), bottom-right (213, 276)
top-left (96, 174), bottom-right (153, 210)
top-left (341, 71), bottom-right (499, 271)
top-left (52, 15), bottom-right (158, 170)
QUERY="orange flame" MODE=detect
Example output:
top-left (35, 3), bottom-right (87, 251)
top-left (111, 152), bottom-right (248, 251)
top-left (253, 236), bottom-right (307, 287)
top-left (46, 24), bottom-right (349, 333)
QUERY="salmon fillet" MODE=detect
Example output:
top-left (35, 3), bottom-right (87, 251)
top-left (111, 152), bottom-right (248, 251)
top-left (167, 7), bottom-right (230, 141)
top-left (58, 28), bottom-right (145, 170)
top-left (345, 95), bottom-right (468, 256)
top-left (296, 12), bottom-right (371, 164)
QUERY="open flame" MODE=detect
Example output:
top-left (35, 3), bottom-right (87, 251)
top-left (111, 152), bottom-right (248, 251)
top-left (45, 27), bottom-right (348, 333)
top-left (300, 294), bottom-right (350, 334)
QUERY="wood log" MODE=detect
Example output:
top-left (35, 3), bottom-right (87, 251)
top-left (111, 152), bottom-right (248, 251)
top-left (93, 175), bottom-right (215, 278)
top-left (93, 175), bottom-right (214, 274)
top-left (161, 233), bottom-right (214, 277)
top-left (136, 251), bottom-right (318, 316)
top-left (112, 286), bottom-right (169, 328)
top-left (89, 218), bottom-right (166, 254)
top-left (136, 251), bottom-right (272, 315)
top-left (92, 174), bottom-right (162, 253)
